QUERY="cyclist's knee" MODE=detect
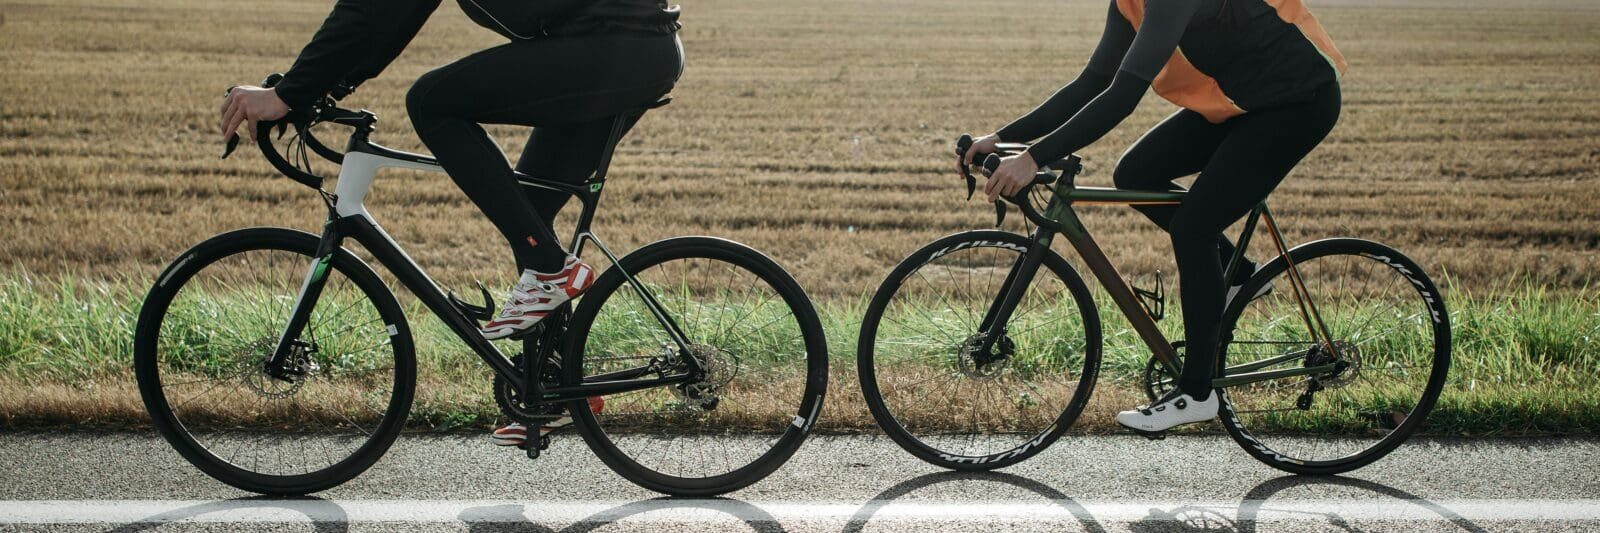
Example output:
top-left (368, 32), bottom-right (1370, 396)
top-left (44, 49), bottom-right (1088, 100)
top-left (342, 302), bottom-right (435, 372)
top-left (1112, 158), bottom-right (1160, 191)
top-left (406, 69), bottom-right (452, 131)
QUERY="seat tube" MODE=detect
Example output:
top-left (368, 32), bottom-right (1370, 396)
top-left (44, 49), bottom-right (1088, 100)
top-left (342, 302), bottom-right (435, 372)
top-left (1222, 205), bottom-right (1264, 287)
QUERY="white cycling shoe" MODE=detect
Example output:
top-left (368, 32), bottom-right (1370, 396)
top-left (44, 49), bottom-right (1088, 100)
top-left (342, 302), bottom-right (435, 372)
top-left (481, 256), bottom-right (594, 341)
top-left (1116, 390), bottom-right (1219, 432)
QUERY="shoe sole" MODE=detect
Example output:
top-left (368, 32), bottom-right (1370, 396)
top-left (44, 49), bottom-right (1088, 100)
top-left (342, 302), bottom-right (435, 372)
top-left (490, 416), bottom-right (574, 447)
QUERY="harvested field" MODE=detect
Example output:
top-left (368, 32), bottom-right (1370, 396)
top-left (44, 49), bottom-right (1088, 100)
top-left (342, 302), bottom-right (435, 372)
top-left (1, 0), bottom-right (1598, 435)
top-left (1, 0), bottom-right (1597, 297)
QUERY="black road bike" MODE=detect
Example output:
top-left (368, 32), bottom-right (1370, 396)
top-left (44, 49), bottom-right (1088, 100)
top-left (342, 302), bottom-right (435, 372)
top-left (133, 76), bottom-right (828, 496)
top-left (856, 135), bottom-right (1450, 474)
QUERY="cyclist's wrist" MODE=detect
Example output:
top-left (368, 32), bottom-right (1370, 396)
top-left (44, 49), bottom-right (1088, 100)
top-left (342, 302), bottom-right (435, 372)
top-left (1019, 149), bottom-right (1042, 169)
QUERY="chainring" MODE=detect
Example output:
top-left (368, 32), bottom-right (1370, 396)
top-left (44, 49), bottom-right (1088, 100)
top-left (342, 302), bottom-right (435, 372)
top-left (1141, 341), bottom-right (1184, 402)
top-left (494, 353), bottom-right (565, 425)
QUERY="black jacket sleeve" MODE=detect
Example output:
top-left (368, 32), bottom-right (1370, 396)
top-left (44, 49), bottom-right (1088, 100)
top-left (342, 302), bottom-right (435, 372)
top-left (1024, 0), bottom-right (1197, 165)
top-left (274, 0), bottom-right (443, 109)
top-left (994, 1), bottom-right (1133, 143)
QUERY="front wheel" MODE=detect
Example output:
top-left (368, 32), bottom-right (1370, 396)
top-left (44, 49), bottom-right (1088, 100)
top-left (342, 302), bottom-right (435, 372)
top-left (1216, 238), bottom-right (1450, 475)
top-left (133, 228), bottom-right (416, 495)
top-left (563, 237), bottom-right (828, 496)
top-left (858, 230), bottom-right (1102, 470)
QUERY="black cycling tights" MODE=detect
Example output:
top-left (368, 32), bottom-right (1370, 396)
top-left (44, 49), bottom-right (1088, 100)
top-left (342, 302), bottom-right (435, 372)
top-left (1112, 82), bottom-right (1341, 400)
top-left (407, 32), bottom-right (683, 273)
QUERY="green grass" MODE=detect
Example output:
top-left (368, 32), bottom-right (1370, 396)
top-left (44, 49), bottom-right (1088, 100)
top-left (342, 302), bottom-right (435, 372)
top-left (0, 272), bottom-right (1596, 435)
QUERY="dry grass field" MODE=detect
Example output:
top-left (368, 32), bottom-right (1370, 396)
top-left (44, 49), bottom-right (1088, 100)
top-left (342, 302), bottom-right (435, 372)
top-left (2, 0), bottom-right (1598, 434)
top-left (3, 0), bottom-right (1598, 296)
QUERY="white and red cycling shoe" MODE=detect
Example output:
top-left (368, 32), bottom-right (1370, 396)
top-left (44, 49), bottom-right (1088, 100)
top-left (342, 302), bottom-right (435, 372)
top-left (481, 255), bottom-right (595, 341)
top-left (491, 396), bottom-right (606, 447)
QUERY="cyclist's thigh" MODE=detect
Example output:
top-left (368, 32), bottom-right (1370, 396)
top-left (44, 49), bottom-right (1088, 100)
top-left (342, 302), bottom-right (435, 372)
top-left (411, 32), bottom-right (680, 127)
top-left (1113, 109), bottom-right (1228, 189)
top-left (514, 120), bottom-right (615, 223)
top-left (1180, 85), bottom-right (1342, 229)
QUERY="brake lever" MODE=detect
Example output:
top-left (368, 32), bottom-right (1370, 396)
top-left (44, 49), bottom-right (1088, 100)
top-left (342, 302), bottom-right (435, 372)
top-left (221, 134), bottom-right (240, 159)
top-left (965, 172), bottom-right (977, 200)
top-left (994, 200), bottom-right (1007, 227)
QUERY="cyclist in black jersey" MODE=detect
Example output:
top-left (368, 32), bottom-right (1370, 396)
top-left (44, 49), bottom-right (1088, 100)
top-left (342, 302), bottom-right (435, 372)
top-left (962, 0), bottom-right (1346, 432)
top-left (217, 0), bottom-right (682, 447)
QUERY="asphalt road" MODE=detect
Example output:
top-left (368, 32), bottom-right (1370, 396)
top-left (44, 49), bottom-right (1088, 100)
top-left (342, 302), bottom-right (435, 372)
top-left (1, 432), bottom-right (1597, 532)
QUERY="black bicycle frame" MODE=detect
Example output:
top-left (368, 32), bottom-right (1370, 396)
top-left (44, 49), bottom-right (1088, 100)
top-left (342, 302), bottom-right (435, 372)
top-left (264, 111), bottom-right (701, 405)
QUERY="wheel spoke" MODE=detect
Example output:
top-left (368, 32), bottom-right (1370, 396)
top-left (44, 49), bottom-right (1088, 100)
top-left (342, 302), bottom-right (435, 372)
top-left (1218, 245), bottom-right (1445, 470)
top-left (143, 243), bottom-right (407, 485)
top-left (864, 235), bottom-right (1095, 465)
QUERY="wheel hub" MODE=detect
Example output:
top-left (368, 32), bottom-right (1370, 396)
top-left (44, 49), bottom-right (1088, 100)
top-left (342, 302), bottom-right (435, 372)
top-left (245, 338), bottom-right (317, 399)
top-left (1308, 340), bottom-right (1361, 388)
top-left (676, 343), bottom-right (738, 410)
top-left (957, 333), bottom-right (1013, 379)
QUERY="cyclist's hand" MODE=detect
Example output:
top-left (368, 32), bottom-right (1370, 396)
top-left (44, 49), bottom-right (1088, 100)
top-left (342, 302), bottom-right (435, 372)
top-left (219, 85), bottom-right (290, 142)
top-left (985, 152), bottom-right (1039, 202)
top-left (959, 133), bottom-right (1003, 175)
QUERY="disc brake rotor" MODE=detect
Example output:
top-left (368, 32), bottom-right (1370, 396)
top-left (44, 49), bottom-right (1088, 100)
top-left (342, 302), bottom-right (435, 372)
top-left (956, 333), bottom-right (1013, 379)
top-left (242, 337), bottom-right (316, 399)
top-left (676, 343), bottom-right (739, 410)
top-left (1311, 340), bottom-right (1362, 389)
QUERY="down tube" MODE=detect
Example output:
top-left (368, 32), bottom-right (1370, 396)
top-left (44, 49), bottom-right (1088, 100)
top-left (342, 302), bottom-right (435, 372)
top-left (341, 215), bottom-right (525, 390)
top-left (1056, 210), bottom-right (1181, 370)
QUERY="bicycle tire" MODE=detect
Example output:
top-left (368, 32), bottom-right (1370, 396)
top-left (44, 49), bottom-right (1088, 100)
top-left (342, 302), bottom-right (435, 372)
top-left (134, 227), bottom-right (416, 495)
top-left (858, 230), bottom-right (1102, 470)
top-left (1215, 238), bottom-right (1450, 475)
top-left (562, 236), bottom-right (828, 496)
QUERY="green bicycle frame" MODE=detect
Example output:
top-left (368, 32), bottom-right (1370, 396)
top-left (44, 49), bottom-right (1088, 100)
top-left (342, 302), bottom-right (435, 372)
top-left (986, 173), bottom-right (1341, 390)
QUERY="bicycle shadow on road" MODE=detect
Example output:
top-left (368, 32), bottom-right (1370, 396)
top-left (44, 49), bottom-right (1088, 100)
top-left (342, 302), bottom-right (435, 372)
top-left (457, 497), bottom-right (784, 533)
top-left (104, 495), bottom-right (348, 533)
top-left (841, 470), bottom-right (1108, 533)
top-left (1128, 474), bottom-right (1488, 533)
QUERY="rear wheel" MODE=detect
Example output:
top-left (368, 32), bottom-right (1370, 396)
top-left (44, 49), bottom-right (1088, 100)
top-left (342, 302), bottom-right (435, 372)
top-left (563, 237), bottom-right (828, 496)
top-left (133, 228), bottom-right (415, 495)
top-left (1216, 238), bottom-right (1450, 475)
top-left (858, 230), bottom-right (1101, 470)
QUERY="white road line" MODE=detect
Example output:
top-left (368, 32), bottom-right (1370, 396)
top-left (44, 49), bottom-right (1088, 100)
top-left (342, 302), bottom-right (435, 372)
top-left (2, 499), bottom-right (1599, 524)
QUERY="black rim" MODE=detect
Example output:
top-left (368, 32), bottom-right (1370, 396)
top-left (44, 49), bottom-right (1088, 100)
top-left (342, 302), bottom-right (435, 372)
top-left (859, 231), bottom-right (1100, 468)
top-left (134, 228), bottom-right (414, 493)
top-left (564, 237), bottom-right (827, 495)
top-left (1217, 238), bottom-right (1450, 472)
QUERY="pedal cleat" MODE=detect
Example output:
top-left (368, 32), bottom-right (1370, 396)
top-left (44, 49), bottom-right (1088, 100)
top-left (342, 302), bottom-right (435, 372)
top-left (1133, 429), bottom-right (1168, 441)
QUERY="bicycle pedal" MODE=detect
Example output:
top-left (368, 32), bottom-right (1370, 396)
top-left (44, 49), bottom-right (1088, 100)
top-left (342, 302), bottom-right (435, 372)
top-left (520, 435), bottom-right (550, 460)
top-left (1132, 429), bottom-right (1168, 441)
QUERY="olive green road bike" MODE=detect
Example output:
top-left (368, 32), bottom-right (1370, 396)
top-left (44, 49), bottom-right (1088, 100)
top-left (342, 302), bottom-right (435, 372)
top-left (856, 135), bottom-right (1450, 474)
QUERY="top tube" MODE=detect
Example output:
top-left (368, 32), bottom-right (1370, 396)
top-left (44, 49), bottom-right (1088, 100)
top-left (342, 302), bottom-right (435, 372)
top-left (1066, 186), bottom-right (1185, 206)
